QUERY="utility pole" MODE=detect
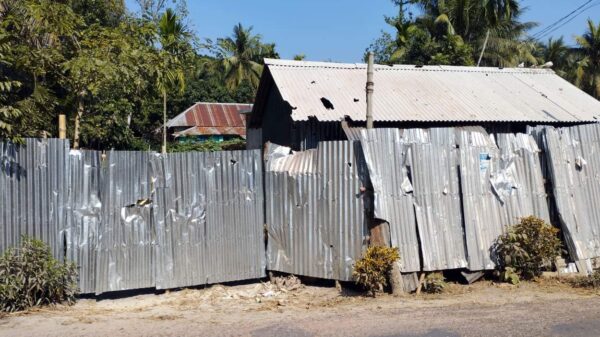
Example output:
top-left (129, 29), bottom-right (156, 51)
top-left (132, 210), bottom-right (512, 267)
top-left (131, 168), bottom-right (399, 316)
top-left (365, 52), bottom-right (404, 294)
top-left (366, 52), bottom-right (374, 129)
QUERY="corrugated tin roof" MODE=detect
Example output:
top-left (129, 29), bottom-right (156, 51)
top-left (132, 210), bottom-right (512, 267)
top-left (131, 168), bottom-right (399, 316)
top-left (261, 59), bottom-right (600, 123)
top-left (167, 102), bottom-right (252, 132)
top-left (173, 126), bottom-right (247, 138)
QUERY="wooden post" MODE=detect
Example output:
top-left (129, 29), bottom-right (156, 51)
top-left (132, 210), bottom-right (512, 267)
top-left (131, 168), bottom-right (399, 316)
top-left (58, 115), bottom-right (66, 139)
top-left (416, 272), bottom-right (426, 295)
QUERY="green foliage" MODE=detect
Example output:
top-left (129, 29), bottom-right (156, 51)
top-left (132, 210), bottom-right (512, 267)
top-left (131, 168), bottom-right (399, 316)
top-left (0, 237), bottom-right (78, 312)
top-left (168, 138), bottom-right (246, 153)
top-left (500, 267), bottom-right (520, 285)
top-left (422, 272), bottom-right (447, 293)
top-left (353, 246), bottom-right (400, 296)
top-left (494, 216), bottom-right (562, 281)
top-left (569, 269), bottom-right (600, 289)
top-left (371, 1), bottom-right (597, 97)
top-left (207, 23), bottom-right (279, 90)
top-left (0, 1), bottom-right (265, 150)
top-left (574, 20), bottom-right (600, 99)
top-left (0, 34), bottom-right (22, 141)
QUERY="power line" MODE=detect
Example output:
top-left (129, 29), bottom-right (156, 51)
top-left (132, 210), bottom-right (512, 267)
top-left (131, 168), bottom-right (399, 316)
top-left (529, 0), bottom-right (594, 40)
top-left (535, 1), bottom-right (600, 40)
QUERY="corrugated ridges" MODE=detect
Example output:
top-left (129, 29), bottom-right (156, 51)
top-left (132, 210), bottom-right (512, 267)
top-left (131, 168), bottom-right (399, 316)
top-left (168, 102), bottom-right (252, 128)
top-left (0, 139), bottom-right (69, 260)
top-left (266, 141), bottom-right (368, 281)
top-left (95, 151), bottom-right (154, 294)
top-left (264, 59), bottom-right (600, 123)
top-left (541, 124), bottom-right (600, 272)
top-left (152, 150), bottom-right (265, 289)
top-left (66, 150), bottom-right (102, 294)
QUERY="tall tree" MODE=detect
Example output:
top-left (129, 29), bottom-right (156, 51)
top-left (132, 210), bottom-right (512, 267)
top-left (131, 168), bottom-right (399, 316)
top-left (211, 23), bottom-right (278, 90)
top-left (574, 19), bottom-right (600, 99)
top-left (156, 8), bottom-right (190, 153)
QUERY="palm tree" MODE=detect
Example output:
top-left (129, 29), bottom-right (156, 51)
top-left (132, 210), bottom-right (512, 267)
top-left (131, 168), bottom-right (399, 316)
top-left (213, 23), bottom-right (265, 90)
top-left (413, 0), bottom-right (536, 67)
top-left (574, 19), bottom-right (600, 99)
top-left (157, 8), bottom-right (189, 153)
top-left (386, 2), bottom-right (419, 63)
top-left (539, 37), bottom-right (579, 81)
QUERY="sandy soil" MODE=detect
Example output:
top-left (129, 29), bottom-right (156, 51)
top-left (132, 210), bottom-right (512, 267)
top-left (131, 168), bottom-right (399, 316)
top-left (1, 277), bottom-right (599, 337)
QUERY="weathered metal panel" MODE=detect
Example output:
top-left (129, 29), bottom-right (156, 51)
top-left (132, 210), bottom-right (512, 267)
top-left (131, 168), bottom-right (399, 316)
top-left (264, 59), bottom-right (600, 123)
top-left (65, 150), bottom-right (102, 294)
top-left (359, 129), bottom-right (420, 272)
top-left (359, 128), bottom-right (468, 272)
top-left (167, 102), bottom-right (252, 128)
top-left (540, 124), bottom-right (600, 271)
top-left (0, 139), bottom-right (69, 259)
top-left (151, 150), bottom-right (265, 290)
top-left (408, 129), bottom-right (468, 271)
top-left (95, 151), bottom-right (154, 294)
top-left (266, 141), bottom-right (368, 281)
top-left (458, 128), bottom-right (550, 270)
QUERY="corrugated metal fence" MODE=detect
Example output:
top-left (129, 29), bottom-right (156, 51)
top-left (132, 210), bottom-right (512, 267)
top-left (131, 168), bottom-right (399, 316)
top-left (265, 141), bottom-right (369, 281)
top-left (4, 124), bottom-right (600, 295)
top-left (0, 139), bottom-right (69, 260)
top-left (358, 127), bottom-right (552, 273)
top-left (1, 140), bottom-right (264, 294)
top-left (536, 124), bottom-right (600, 273)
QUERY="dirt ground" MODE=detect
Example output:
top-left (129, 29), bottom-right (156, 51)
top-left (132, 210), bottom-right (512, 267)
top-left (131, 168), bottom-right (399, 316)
top-left (1, 277), bottom-right (599, 337)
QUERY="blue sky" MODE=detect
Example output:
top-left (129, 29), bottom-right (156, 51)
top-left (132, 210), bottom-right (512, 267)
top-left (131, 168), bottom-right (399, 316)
top-left (127, 0), bottom-right (600, 62)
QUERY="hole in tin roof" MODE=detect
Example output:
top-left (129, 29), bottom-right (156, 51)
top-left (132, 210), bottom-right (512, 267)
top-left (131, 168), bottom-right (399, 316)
top-left (320, 97), bottom-right (335, 110)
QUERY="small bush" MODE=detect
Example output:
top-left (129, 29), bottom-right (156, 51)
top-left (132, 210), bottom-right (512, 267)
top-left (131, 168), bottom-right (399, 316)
top-left (353, 246), bottom-right (400, 296)
top-left (422, 273), bottom-right (446, 294)
top-left (494, 216), bottom-right (562, 282)
top-left (569, 269), bottom-right (600, 289)
top-left (169, 138), bottom-right (246, 153)
top-left (0, 237), bottom-right (78, 312)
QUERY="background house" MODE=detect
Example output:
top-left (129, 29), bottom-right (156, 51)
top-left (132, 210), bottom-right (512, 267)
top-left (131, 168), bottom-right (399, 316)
top-left (167, 102), bottom-right (253, 143)
top-left (247, 59), bottom-right (600, 150)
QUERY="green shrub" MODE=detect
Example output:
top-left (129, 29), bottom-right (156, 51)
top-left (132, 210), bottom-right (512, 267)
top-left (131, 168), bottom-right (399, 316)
top-left (169, 138), bottom-right (246, 153)
top-left (422, 273), bottom-right (446, 294)
top-left (0, 237), bottom-right (78, 312)
top-left (353, 246), bottom-right (400, 296)
top-left (569, 269), bottom-right (600, 289)
top-left (494, 216), bottom-right (562, 282)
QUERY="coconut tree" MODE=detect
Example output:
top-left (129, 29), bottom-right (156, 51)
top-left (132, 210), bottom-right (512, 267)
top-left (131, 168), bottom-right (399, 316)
top-left (213, 23), bottom-right (266, 90)
top-left (413, 0), bottom-right (536, 66)
top-left (156, 8), bottom-right (189, 153)
top-left (574, 19), bottom-right (600, 99)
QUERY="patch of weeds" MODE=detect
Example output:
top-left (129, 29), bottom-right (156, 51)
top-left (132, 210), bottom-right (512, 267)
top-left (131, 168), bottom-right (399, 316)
top-left (568, 270), bottom-right (600, 289)
top-left (353, 246), bottom-right (400, 297)
top-left (422, 273), bottom-right (446, 294)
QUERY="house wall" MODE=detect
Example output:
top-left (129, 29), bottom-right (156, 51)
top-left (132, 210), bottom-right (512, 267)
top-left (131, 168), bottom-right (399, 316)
top-left (261, 85), bottom-right (294, 147)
